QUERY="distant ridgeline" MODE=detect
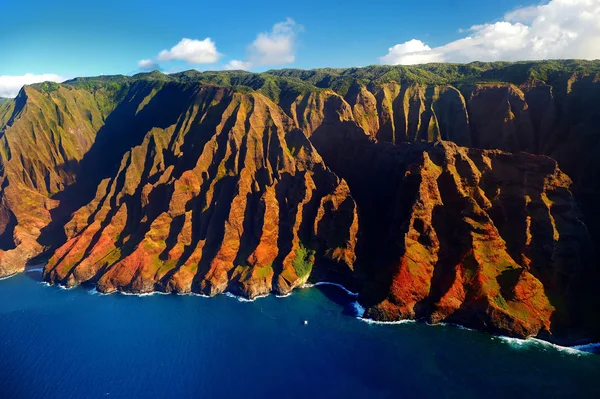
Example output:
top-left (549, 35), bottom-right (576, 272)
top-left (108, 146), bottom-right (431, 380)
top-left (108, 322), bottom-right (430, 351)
top-left (1, 60), bottom-right (600, 344)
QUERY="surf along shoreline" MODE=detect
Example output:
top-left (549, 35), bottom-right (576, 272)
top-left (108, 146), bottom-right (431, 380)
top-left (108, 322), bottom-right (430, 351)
top-left (29, 266), bottom-right (598, 355)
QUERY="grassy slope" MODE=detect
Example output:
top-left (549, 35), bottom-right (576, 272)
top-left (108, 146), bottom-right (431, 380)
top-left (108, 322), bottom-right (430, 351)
top-left (54, 60), bottom-right (600, 99)
top-left (6, 61), bottom-right (582, 124)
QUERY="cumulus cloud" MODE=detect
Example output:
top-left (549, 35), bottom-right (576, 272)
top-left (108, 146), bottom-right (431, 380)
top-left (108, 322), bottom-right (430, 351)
top-left (137, 59), bottom-right (161, 71)
top-left (380, 0), bottom-right (600, 65)
top-left (138, 38), bottom-right (221, 71)
top-left (224, 60), bottom-right (252, 71)
top-left (380, 39), bottom-right (443, 65)
top-left (157, 38), bottom-right (221, 64)
top-left (0, 73), bottom-right (66, 98)
top-left (224, 18), bottom-right (302, 71)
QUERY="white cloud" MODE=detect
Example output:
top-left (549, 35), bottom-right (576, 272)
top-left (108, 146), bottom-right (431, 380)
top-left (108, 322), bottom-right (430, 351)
top-left (137, 59), bottom-right (160, 71)
top-left (225, 18), bottom-right (302, 70)
top-left (0, 73), bottom-right (66, 98)
top-left (380, 0), bottom-right (600, 65)
top-left (224, 60), bottom-right (252, 71)
top-left (157, 38), bottom-right (221, 64)
top-left (380, 39), bottom-right (444, 65)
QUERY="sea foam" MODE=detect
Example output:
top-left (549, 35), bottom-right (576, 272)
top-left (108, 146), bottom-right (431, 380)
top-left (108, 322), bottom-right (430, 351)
top-left (33, 275), bottom-right (599, 355)
top-left (119, 291), bottom-right (169, 297)
top-left (25, 267), bottom-right (44, 273)
top-left (351, 301), bottom-right (365, 317)
top-left (572, 342), bottom-right (600, 352)
top-left (313, 281), bottom-right (359, 297)
top-left (498, 336), bottom-right (594, 355)
top-left (224, 292), bottom-right (270, 302)
top-left (0, 273), bottom-right (17, 281)
top-left (357, 317), bottom-right (416, 325)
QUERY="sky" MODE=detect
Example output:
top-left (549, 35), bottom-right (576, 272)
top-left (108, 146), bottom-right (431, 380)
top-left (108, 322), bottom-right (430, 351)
top-left (1, 0), bottom-right (599, 97)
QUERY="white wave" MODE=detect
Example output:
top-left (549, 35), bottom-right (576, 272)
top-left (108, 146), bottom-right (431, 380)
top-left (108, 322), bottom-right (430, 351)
top-left (435, 321), bottom-right (475, 332)
top-left (224, 292), bottom-right (249, 302)
top-left (31, 274), bottom-right (600, 355)
top-left (313, 281), bottom-right (358, 297)
top-left (39, 281), bottom-right (77, 290)
top-left (25, 267), bottom-right (44, 273)
top-left (351, 301), bottom-right (365, 317)
top-left (189, 292), bottom-right (210, 298)
top-left (224, 291), bottom-right (270, 302)
top-left (572, 343), bottom-right (600, 352)
top-left (88, 288), bottom-right (113, 296)
top-left (56, 284), bottom-right (75, 290)
top-left (498, 336), bottom-right (531, 348)
top-left (498, 336), bottom-right (592, 355)
top-left (357, 318), bottom-right (590, 356)
top-left (87, 287), bottom-right (169, 297)
top-left (0, 273), bottom-right (17, 281)
top-left (118, 290), bottom-right (170, 297)
top-left (357, 317), bottom-right (416, 325)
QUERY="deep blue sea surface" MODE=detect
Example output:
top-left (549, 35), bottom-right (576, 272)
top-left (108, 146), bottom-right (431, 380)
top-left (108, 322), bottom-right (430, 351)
top-left (1, 270), bottom-right (599, 399)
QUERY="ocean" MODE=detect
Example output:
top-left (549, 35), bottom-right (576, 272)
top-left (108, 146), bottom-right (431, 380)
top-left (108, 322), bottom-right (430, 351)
top-left (0, 270), bottom-right (598, 398)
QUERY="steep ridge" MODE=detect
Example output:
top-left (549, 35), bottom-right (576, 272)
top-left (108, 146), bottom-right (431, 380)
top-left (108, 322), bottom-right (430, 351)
top-left (305, 102), bottom-right (593, 340)
top-left (43, 88), bottom-right (358, 298)
top-left (0, 99), bottom-right (14, 126)
top-left (39, 79), bottom-right (218, 246)
top-left (0, 61), bottom-right (597, 341)
top-left (0, 84), bottom-right (118, 277)
top-left (268, 65), bottom-right (600, 252)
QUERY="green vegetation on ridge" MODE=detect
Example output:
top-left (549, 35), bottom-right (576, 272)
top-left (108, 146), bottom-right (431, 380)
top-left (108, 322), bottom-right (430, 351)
top-left (28, 60), bottom-right (600, 105)
top-left (292, 243), bottom-right (316, 278)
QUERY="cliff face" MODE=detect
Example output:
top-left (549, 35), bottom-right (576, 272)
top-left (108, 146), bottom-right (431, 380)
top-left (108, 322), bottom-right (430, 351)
top-left (313, 119), bottom-right (590, 338)
top-left (43, 87), bottom-right (358, 298)
top-left (299, 77), bottom-right (598, 339)
top-left (287, 73), bottom-right (600, 255)
top-left (0, 85), bottom-right (117, 277)
top-left (0, 62), bottom-right (598, 341)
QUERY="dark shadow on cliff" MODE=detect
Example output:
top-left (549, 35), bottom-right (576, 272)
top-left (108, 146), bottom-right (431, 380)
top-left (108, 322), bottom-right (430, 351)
top-left (314, 284), bottom-right (358, 317)
top-left (38, 82), bottom-right (202, 250)
top-left (0, 191), bottom-right (18, 251)
top-left (309, 118), bottom-right (426, 307)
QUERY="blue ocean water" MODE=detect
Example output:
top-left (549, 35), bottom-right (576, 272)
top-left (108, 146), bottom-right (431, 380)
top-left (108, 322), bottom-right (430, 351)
top-left (0, 271), bottom-right (599, 399)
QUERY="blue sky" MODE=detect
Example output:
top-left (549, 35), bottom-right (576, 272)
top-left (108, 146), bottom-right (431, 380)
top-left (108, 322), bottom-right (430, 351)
top-left (1, 0), bottom-right (599, 97)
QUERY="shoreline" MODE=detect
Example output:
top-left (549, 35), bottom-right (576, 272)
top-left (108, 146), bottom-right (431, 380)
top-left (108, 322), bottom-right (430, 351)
top-left (0, 272), bottom-right (18, 281)
top-left (30, 275), bottom-right (600, 354)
